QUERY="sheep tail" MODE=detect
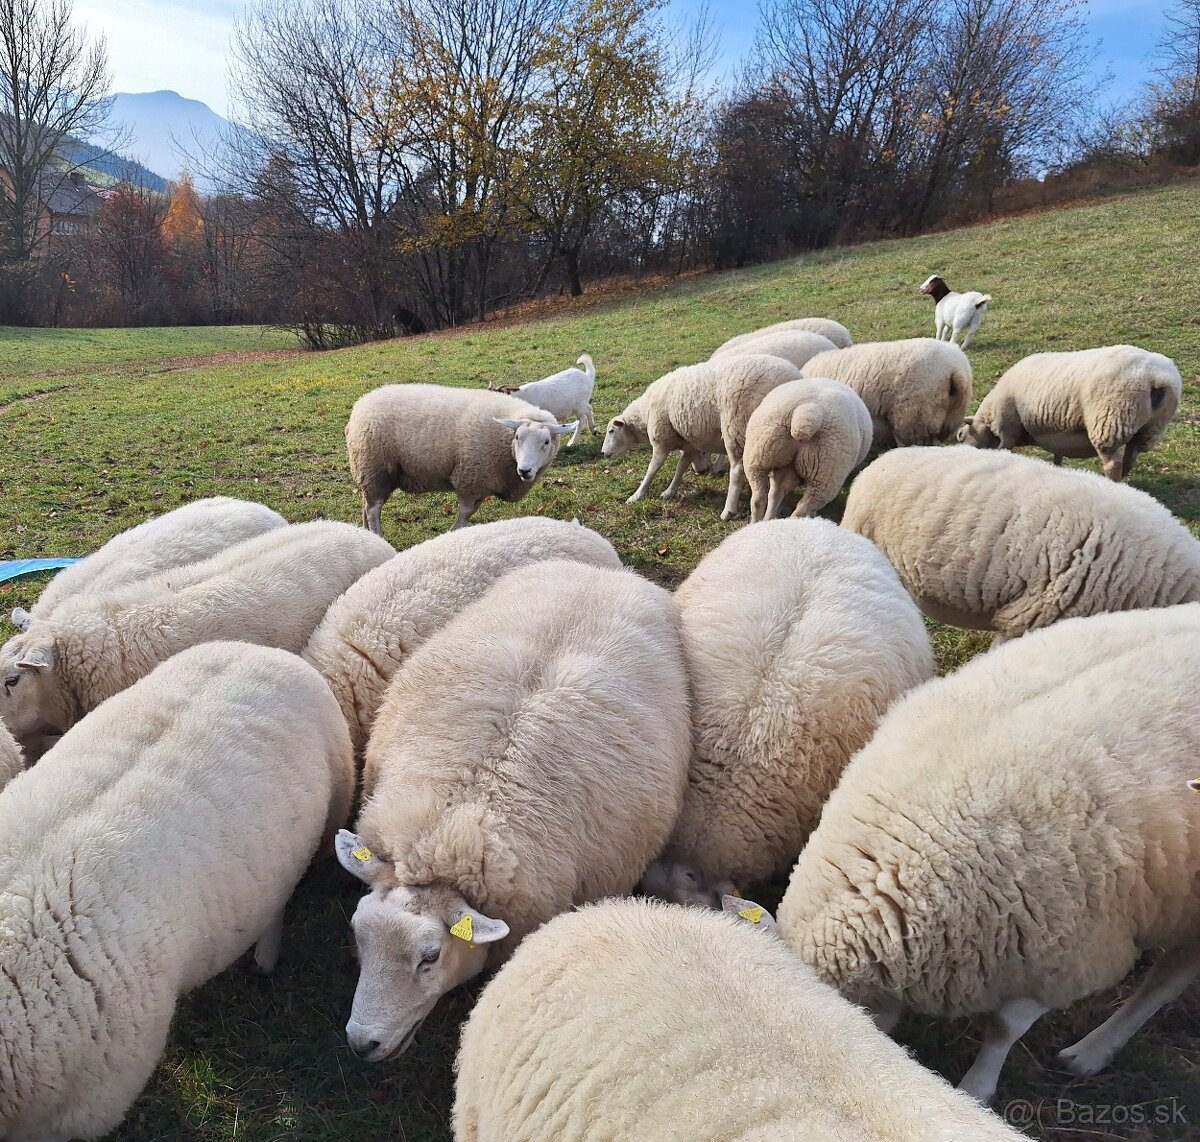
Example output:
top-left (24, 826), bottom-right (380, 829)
top-left (1151, 385), bottom-right (1167, 410)
top-left (975, 295), bottom-right (992, 308)
top-left (789, 403), bottom-right (823, 440)
top-left (576, 353), bottom-right (595, 379)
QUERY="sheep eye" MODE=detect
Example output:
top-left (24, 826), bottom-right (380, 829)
top-left (3, 675), bottom-right (17, 694)
top-left (419, 947), bottom-right (440, 966)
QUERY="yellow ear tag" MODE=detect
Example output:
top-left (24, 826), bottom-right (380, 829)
top-left (738, 906), bottom-right (765, 925)
top-left (450, 915), bottom-right (474, 943)
top-left (351, 845), bottom-right (373, 862)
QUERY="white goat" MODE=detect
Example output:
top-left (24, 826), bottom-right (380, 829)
top-left (490, 354), bottom-right (596, 447)
top-left (919, 275), bottom-right (991, 349)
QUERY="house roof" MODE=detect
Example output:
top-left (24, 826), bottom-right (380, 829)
top-left (43, 174), bottom-right (104, 218)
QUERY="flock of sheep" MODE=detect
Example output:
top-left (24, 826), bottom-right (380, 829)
top-left (0, 271), bottom-right (1196, 1141)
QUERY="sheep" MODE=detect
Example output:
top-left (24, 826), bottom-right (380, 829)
top-left (13, 496), bottom-right (287, 630)
top-left (302, 516), bottom-right (622, 755)
top-left (743, 378), bottom-right (873, 519)
top-left (0, 520), bottom-right (393, 756)
top-left (0, 720), bottom-right (23, 790)
top-left (956, 344), bottom-right (1182, 481)
top-left (799, 338), bottom-right (973, 448)
top-left (711, 329), bottom-right (838, 371)
top-left (0, 642), bottom-right (353, 1142)
top-left (452, 898), bottom-right (1024, 1141)
top-left (775, 604), bottom-right (1200, 1104)
top-left (602, 353), bottom-right (801, 520)
top-left (841, 446), bottom-right (1200, 638)
top-left (488, 354), bottom-right (596, 447)
top-left (640, 519), bottom-right (932, 909)
top-left (919, 275), bottom-right (991, 349)
top-left (335, 559), bottom-right (690, 1061)
top-left (345, 383), bottom-right (575, 534)
top-left (716, 317), bottom-right (853, 352)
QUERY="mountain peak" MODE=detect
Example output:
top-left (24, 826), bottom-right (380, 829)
top-left (105, 92), bottom-right (235, 191)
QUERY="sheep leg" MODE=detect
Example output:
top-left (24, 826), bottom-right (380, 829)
top-left (1096, 445), bottom-right (1125, 482)
top-left (867, 994), bottom-right (904, 1035)
top-left (661, 450), bottom-right (699, 499)
top-left (252, 908), bottom-right (286, 976)
top-left (627, 447), bottom-right (672, 503)
top-left (960, 329), bottom-right (974, 350)
top-left (451, 495), bottom-right (480, 529)
top-left (748, 472), bottom-right (768, 522)
top-left (957, 996), bottom-right (1049, 1104)
top-left (1059, 944), bottom-right (1200, 1077)
top-left (720, 459), bottom-right (746, 521)
top-left (567, 418), bottom-right (582, 448)
top-left (362, 496), bottom-right (384, 536)
top-left (585, 403), bottom-right (596, 434)
top-left (1122, 440), bottom-right (1142, 477)
top-left (765, 472), bottom-right (789, 520)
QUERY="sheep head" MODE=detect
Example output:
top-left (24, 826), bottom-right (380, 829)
top-left (493, 416), bottom-right (575, 482)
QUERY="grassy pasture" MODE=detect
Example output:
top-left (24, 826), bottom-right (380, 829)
top-left (2, 182), bottom-right (1199, 1140)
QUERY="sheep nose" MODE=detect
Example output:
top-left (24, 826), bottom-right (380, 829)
top-left (349, 1037), bottom-right (380, 1059)
top-left (518, 467), bottom-right (534, 480)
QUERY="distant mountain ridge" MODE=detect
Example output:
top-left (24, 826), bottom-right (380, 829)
top-left (60, 138), bottom-right (168, 193)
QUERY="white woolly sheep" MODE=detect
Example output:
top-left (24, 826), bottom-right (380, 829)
top-left (345, 383), bottom-right (575, 533)
top-left (488, 353), bottom-right (596, 447)
top-left (14, 496), bottom-right (287, 630)
top-left (776, 604), bottom-right (1200, 1104)
top-left (743, 377), bottom-right (873, 519)
top-left (0, 642), bottom-right (353, 1142)
top-left (302, 516), bottom-right (621, 755)
top-left (957, 344), bottom-right (1182, 481)
top-left (641, 519), bottom-right (932, 908)
top-left (602, 353), bottom-right (801, 519)
top-left (711, 329), bottom-right (838, 371)
top-left (335, 560), bottom-right (690, 1061)
top-left (0, 719), bottom-right (23, 790)
top-left (0, 520), bottom-right (393, 755)
top-left (453, 898), bottom-right (1024, 1141)
top-left (841, 446), bottom-right (1200, 638)
top-left (716, 317), bottom-right (854, 352)
top-left (919, 275), bottom-right (991, 349)
top-left (800, 338), bottom-right (973, 447)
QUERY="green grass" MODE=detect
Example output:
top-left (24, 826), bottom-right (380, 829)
top-left (2, 181), bottom-right (1199, 1140)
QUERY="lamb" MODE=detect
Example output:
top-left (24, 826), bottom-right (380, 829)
top-left (743, 377), bottom-right (873, 519)
top-left (335, 560), bottom-right (690, 1061)
top-left (799, 338), bottom-right (973, 448)
top-left (641, 519), bottom-right (932, 909)
top-left (452, 898), bottom-right (1024, 1141)
top-left (775, 604), bottom-right (1200, 1103)
top-left (710, 329), bottom-right (838, 371)
top-left (0, 720), bottom-right (23, 790)
top-left (345, 383), bottom-right (575, 533)
top-left (956, 344), bottom-right (1182, 481)
top-left (302, 516), bottom-right (622, 755)
top-left (715, 317), bottom-right (853, 352)
top-left (919, 275), bottom-right (991, 349)
top-left (602, 353), bottom-right (801, 520)
top-left (0, 520), bottom-right (393, 754)
top-left (0, 642), bottom-right (353, 1142)
top-left (841, 446), bottom-right (1200, 638)
top-left (488, 353), bottom-right (596, 447)
top-left (13, 496), bottom-right (287, 630)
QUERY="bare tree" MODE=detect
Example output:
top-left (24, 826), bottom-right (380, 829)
top-left (1156, 0), bottom-right (1200, 101)
top-left (1144, 0), bottom-right (1200, 162)
top-left (0, 0), bottom-right (112, 267)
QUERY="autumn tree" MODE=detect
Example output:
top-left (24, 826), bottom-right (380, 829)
top-left (90, 184), bottom-right (168, 321)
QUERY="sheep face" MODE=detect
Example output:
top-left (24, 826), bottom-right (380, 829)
top-left (0, 632), bottom-right (71, 757)
top-left (601, 416), bottom-right (646, 460)
top-left (336, 831), bottom-right (509, 1062)
top-left (493, 417), bottom-right (575, 483)
top-left (956, 416), bottom-right (999, 449)
top-left (919, 275), bottom-right (949, 301)
top-left (641, 859), bottom-right (738, 909)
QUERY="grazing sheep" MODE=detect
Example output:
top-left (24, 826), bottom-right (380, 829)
top-left (0, 720), bottom-right (23, 790)
top-left (743, 378), bottom-right (873, 519)
top-left (717, 317), bottom-right (853, 352)
top-left (0, 642), bottom-right (353, 1142)
top-left (0, 521), bottom-right (393, 755)
top-left (800, 338), bottom-right (973, 448)
top-left (711, 329), bottom-right (837, 371)
top-left (488, 354), bottom-right (596, 447)
top-left (602, 353), bottom-right (801, 520)
top-left (641, 520), bottom-right (932, 908)
top-left (776, 604), bottom-right (1200, 1103)
top-left (302, 517), bottom-right (621, 755)
top-left (13, 496), bottom-right (287, 630)
top-left (453, 898), bottom-right (1023, 1141)
top-left (957, 344), bottom-right (1182, 481)
top-left (919, 275), bottom-right (991, 349)
top-left (345, 384), bottom-right (576, 533)
top-left (842, 446), bottom-right (1200, 637)
top-left (336, 560), bottom-right (690, 1061)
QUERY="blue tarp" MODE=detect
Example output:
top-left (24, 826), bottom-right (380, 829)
top-left (0, 558), bottom-right (81, 585)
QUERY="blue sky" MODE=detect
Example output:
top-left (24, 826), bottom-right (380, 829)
top-left (77, 0), bottom-right (1173, 119)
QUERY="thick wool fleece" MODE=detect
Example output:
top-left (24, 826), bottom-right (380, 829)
top-left (711, 329), bottom-right (837, 370)
top-left (778, 605), bottom-right (1200, 1021)
top-left (302, 517), bottom-right (621, 753)
top-left (841, 446), bottom-right (1200, 636)
top-left (358, 561), bottom-right (691, 958)
top-left (453, 899), bottom-right (1024, 1141)
top-left (0, 643), bottom-right (353, 1142)
top-left (716, 317), bottom-right (853, 352)
top-left (0, 720), bottom-right (22, 789)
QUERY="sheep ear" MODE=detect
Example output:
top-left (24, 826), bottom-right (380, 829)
top-left (11, 607), bottom-right (31, 631)
top-left (335, 830), bottom-right (387, 884)
top-left (550, 421), bottom-right (578, 437)
top-left (447, 904), bottom-right (509, 947)
top-left (17, 646), bottom-right (53, 670)
top-left (492, 417), bottom-right (522, 431)
top-left (721, 894), bottom-right (777, 930)
top-left (611, 417), bottom-right (626, 429)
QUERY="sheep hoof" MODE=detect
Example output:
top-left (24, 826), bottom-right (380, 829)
top-left (659, 489), bottom-right (679, 500)
top-left (720, 509), bottom-right (739, 522)
top-left (625, 493), bottom-right (644, 505)
top-left (1057, 1042), bottom-right (1108, 1077)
